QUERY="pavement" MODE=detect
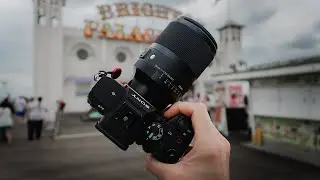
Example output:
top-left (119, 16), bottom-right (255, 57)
top-left (0, 114), bottom-right (319, 180)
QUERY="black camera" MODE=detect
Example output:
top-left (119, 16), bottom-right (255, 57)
top-left (87, 16), bottom-right (217, 164)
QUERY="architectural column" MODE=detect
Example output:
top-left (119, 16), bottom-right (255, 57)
top-left (247, 80), bottom-right (256, 135)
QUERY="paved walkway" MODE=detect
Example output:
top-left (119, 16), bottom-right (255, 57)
top-left (0, 116), bottom-right (319, 180)
top-left (244, 140), bottom-right (320, 167)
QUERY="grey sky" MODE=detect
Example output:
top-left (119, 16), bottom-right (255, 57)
top-left (0, 0), bottom-right (319, 97)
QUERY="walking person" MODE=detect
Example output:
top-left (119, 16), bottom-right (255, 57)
top-left (51, 100), bottom-right (65, 140)
top-left (26, 97), bottom-right (47, 141)
top-left (15, 96), bottom-right (27, 123)
top-left (0, 98), bottom-right (14, 145)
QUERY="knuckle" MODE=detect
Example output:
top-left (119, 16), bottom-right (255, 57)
top-left (197, 103), bottom-right (207, 110)
top-left (205, 139), bottom-right (231, 157)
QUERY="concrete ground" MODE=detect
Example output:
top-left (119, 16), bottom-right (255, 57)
top-left (0, 115), bottom-right (319, 180)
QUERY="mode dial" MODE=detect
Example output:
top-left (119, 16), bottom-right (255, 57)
top-left (146, 122), bottom-right (164, 141)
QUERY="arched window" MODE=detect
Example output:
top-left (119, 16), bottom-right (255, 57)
top-left (77, 49), bottom-right (89, 60)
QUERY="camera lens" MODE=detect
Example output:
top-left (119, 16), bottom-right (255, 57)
top-left (129, 16), bottom-right (217, 111)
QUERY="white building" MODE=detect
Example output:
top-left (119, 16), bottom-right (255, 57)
top-left (194, 20), bottom-right (245, 102)
top-left (32, 0), bottom-right (215, 116)
top-left (33, 0), bottom-right (150, 116)
top-left (194, 15), bottom-right (320, 165)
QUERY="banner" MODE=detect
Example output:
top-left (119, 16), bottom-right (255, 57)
top-left (255, 116), bottom-right (320, 149)
top-left (227, 84), bottom-right (245, 108)
top-left (213, 83), bottom-right (225, 107)
top-left (75, 82), bottom-right (91, 96)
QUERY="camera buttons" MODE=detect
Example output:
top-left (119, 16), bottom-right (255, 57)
top-left (176, 137), bottom-right (182, 144)
top-left (139, 48), bottom-right (150, 59)
top-left (177, 118), bottom-right (189, 131)
top-left (150, 54), bottom-right (156, 59)
top-left (123, 112), bottom-right (134, 129)
top-left (123, 116), bottom-right (129, 121)
top-left (146, 122), bottom-right (163, 141)
top-left (167, 149), bottom-right (176, 155)
top-left (167, 149), bottom-right (177, 162)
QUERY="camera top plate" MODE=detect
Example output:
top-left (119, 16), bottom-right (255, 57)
top-left (88, 77), bottom-right (127, 114)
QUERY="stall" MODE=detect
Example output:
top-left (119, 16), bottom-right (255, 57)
top-left (203, 56), bottom-right (320, 165)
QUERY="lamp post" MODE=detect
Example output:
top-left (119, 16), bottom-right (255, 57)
top-left (213, 0), bottom-right (232, 22)
top-left (0, 80), bottom-right (8, 97)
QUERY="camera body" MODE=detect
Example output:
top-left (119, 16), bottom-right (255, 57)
top-left (88, 76), bottom-right (194, 164)
top-left (87, 16), bottom-right (217, 164)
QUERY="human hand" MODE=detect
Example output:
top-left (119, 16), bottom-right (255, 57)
top-left (145, 102), bottom-right (230, 180)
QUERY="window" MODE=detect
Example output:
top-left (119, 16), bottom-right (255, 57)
top-left (232, 29), bottom-right (236, 40)
top-left (116, 51), bottom-right (126, 62)
top-left (77, 49), bottom-right (89, 60)
top-left (75, 82), bottom-right (91, 96)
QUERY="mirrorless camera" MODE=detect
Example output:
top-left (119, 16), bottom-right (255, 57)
top-left (87, 16), bottom-right (217, 164)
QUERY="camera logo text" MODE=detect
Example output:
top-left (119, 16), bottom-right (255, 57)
top-left (131, 94), bottom-right (150, 109)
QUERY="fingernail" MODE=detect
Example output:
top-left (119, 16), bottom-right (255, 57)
top-left (163, 104), bottom-right (172, 112)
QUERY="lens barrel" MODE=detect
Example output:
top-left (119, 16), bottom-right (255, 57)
top-left (129, 16), bottom-right (217, 111)
top-left (155, 16), bottom-right (217, 77)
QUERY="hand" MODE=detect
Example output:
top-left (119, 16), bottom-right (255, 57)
top-left (145, 102), bottom-right (230, 180)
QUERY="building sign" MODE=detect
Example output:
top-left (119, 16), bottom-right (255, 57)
top-left (97, 2), bottom-right (182, 20)
top-left (83, 20), bottom-right (162, 43)
top-left (227, 84), bottom-right (244, 108)
top-left (83, 2), bottom-right (183, 43)
top-left (75, 82), bottom-right (92, 96)
top-left (213, 83), bottom-right (226, 107)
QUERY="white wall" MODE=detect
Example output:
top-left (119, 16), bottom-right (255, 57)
top-left (62, 28), bottom-right (150, 112)
top-left (251, 78), bottom-right (320, 121)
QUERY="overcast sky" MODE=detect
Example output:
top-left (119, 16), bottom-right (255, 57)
top-left (0, 0), bottom-right (320, 97)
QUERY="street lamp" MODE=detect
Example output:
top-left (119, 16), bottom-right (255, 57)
top-left (0, 80), bottom-right (8, 96)
top-left (229, 64), bottom-right (237, 72)
top-left (239, 60), bottom-right (248, 68)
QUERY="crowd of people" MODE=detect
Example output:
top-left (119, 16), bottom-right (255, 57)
top-left (0, 95), bottom-right (51, 145)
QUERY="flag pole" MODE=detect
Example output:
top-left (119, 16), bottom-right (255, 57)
top-left (213, 0), bottom-right (230, 21)
top-left (227, 0), bottom-right (231, 21)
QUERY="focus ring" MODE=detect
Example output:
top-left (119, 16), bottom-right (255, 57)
top-left (134, 60), bottom-right (182, 99)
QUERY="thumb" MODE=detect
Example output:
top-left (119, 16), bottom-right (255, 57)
top-left (145, 154), bottom-right (173, 179)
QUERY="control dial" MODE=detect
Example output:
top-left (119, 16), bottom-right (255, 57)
top-left (146, 122), bottom-right (164, 141)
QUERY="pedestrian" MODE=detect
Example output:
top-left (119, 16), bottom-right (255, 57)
top-left (26, 97), bottom-right (47, 141)
top-left (1, 96), bottom-right (15, 114)
top-left (15, 96), bottom-right (27, 123)
top-left (0, 99), bottom-right (14, 145)
top-left (52, 100), bottom-right (65, 139)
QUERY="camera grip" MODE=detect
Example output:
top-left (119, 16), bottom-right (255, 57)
top-left (145, 114), bottom-right (194, 164)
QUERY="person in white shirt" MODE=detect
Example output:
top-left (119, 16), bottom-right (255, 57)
top-left (0, 99), bottom-right (14, 145)
top-left (26, 97), bottom-right (47, 141)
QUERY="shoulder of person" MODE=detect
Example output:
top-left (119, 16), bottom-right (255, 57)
top-left (4, 107), bottom-right (11, 113)
top-left (0, 107), bottom-right (11, 114)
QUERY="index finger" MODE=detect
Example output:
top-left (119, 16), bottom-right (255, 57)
top-left (164, 102), bottom-right (214, 132)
